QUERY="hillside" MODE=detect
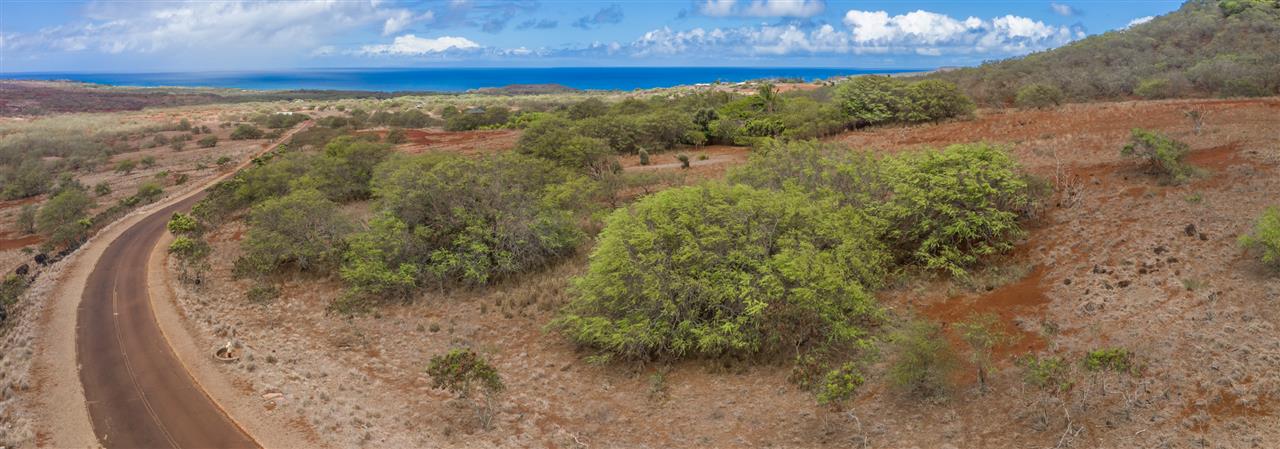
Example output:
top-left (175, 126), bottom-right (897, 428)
top-left (932, 0), bottom-right (1280, 105)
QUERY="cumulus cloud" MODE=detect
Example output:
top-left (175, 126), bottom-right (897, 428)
top-left (841, 9), bottom-right (1081, 54)
top-left (699, 0), bottom-right (825, 18)
top-left (358, 35), bottom-right (481, 55)
top-left (1127, 16), bottom-right (1154, 27)
top-left (1050, 3), bottom-right (1077, 17)
top-left (573, 4), bottom-right (625, 29)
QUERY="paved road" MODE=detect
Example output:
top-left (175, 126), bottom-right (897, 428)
top-left (77, 191), bottom-right (260, 449)
top-left (73, 122), bottom-right (311, 449)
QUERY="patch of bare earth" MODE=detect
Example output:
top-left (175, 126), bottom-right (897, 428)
top-left (172, 97), bottom-right (1280, 448)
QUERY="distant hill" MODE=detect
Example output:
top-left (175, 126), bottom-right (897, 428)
top-left (930, 0), bottom-right (1280, 105)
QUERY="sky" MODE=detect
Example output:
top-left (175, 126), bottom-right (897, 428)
top-left (0, 0), bottom-right (1182, 73)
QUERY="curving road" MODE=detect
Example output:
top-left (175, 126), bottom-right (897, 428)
top-left (76, 191), bottom-right (259, 449)
top-left (73, 125), bottom-right (312, 449)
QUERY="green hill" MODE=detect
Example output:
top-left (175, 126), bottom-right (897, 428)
top-left (931, 0), bottom-right (1280, 105)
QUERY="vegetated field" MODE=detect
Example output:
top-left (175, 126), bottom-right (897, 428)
top-left (162, 96), bottom-right (1280, 448)
top-left (0, 105), bottom-right (277, 271)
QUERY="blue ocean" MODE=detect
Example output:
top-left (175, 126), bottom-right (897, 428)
top-left (3, 67), bottom-right (917, 92)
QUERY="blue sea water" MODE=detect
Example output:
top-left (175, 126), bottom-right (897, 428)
top-left (3, 67), bottom-right (917, 92)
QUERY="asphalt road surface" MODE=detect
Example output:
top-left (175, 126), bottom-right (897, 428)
top-left (76, 192), bottom-right (260, 449)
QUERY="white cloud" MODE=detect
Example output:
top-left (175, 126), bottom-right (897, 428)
top-left (359, 34), bottom-right (480, 55)
top-left (383, 9), bottom-right (435, 35)
top-left (700, 0), bottom-right (824, 17)
top-left (841, 9), bottom-right (1078, 54)
top-left (700, 0), bottom-right (738, 16)
top-left (1050, 3), bottom-right (1077, 17)
top-left (1127, 16), bottom-right (1154, 27)
top-left (3, 0), bottom-right (409, 56)
top-left (743, 0), bottom-right (825, 17)
top-left (627, 8), bottom-right (1081, 59)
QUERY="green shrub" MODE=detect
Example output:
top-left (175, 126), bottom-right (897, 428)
top-left (16, 205), bottom-right (37, 234)
top-left (880, 144), bottom-right (1030, 277)
top-left (901, 80), bottom-right (975, 122)
top-left (114, 159), bottom-right (138, 174)
top-left (676, 153), bottom-right (690, 169)
top-left (836, 76), bottom-right (907, 126)
top-left (0, 159), bottom-right (51, 200)
top-left (887, 319), bottom-right (957, 397)
top-left (426, 348), bottom-right (504, 429)
top-left (166, 212), bottom-right (202, 236)
top-left (1021, 355), bottom-right (1072, 392)
top-left (230, 124), bottom-right (265, 140)
top-left (1134, 77), bottom-right (1176, 99)
top-left (385, 128), bottom-right (407, 144)
top-left (37, 187), bottom-right (95, 248)
top-left (93, 182), bottom-right (111, 196)
top-left (1015, 84), bottom-right (1065, 108)
top-left (237, 188), bottom-right (351, 276)
top-left (246, 282), bottom-right (280, 304)
top-left (956, 313), bottom-right (1011, 392)
top-left (215, 156), bottom-right (232, 167)
top-left (135, 182), bottom-right (164, 204)
top-left (1, 274), bottom-right (28, 308)
top-left (168, 236), bottom-right (211, 283)
top-left (816, 362), bottom-right (865, 407)
top-left (197, 135), bottom-right (218, 148)
top-left (554, 183), bottom-right (888, 359)
top-left (1121, 129), bottom-right (1196, 182)
top-left (1240, 206), bottom-right (1280, 268)
top-left (638, 148), bottom-right (650, 166)
top-left (1083, 348), bottom-right (1132, 372)
top-left (340, 153), bottom-right (583, 301)
top-left (140, 156), bottom-right (157, 168)
top-left (728, 139), bottom-right (885, 209)
top-left (293, 136), bottom-right (392, 202)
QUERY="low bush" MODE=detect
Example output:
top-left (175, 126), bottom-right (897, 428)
top-left (1015, 84), bottom-right (1065, 108)
top-left (37, 187), bottom-right (95, 249)
top-left (554, 183), bottom-right (888, 360)
top-left (236, 188), bottom-right (351, 276)
top-left (816, 363), bottom-right (865, 407)
top-left (1021, 355), bottom-right (1072, 392)
top-left (197, 135), bottom-right (218, 148)
top-left (1083, 348), bottom-right (1132, 372)
top-left (426, 348), bottom-right (504, 429)
top-left (230, 124), bottom-right (265, 140)
top-left (1121, 129), bottom-right (1196, 182)
top-left (0, 159), bottom-right (51, 200)
top-left (16, 205), bottom-right (37, 234)
top-left (294, 136), bottom-right (392, 202)
top-left (1239, 206), bottom-right (1280, 269)
top-left (880, 144), bottom-right (1030, 277)
top-left (339, 153), bottom-right (583, 303)
top-left (887, 319), bottom-right (957, 397)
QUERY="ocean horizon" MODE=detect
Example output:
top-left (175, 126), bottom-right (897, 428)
top-left (1, 67), bottom-right (922, 93)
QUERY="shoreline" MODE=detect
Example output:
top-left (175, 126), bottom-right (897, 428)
top-left (0, 66), bottom-right (936, 95)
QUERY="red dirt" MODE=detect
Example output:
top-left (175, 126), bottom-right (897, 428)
top-left (921, 266), bottom-right (1051, 360)
top-left (392, 128), bottom-right (521, 155)
top-left (0, 233), bottom-right (41, 251)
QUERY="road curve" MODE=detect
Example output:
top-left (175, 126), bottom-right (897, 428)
top-left (71, 124), bottom-right (318, 448)
top-left (76, 190), bottom-right (260, 449)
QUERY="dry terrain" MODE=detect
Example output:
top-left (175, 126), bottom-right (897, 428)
top-left (159, 97), bottom-right (1280, 448)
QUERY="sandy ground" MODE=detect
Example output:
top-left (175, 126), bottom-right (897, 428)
top-left (160, 97), bottom-right (1280, 447)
